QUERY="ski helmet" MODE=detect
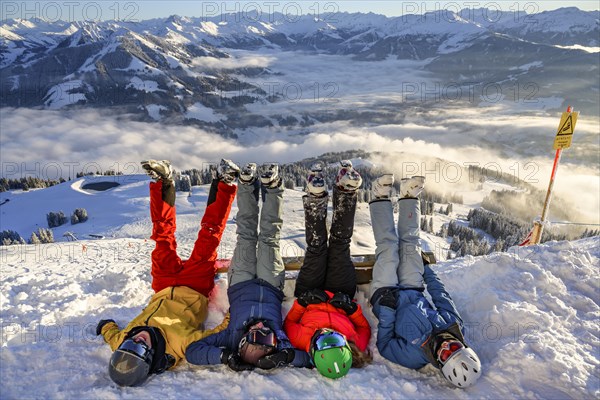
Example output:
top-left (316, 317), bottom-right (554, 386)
top-left (310, 329), bottom-right (352, 379)
top-left (108, 337), bottom-right (154, 386)
top-left (440, 346), bottom-right (482, 388)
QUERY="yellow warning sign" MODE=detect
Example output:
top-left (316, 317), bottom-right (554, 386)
top-left (553, 111), bottom-right (579, 149)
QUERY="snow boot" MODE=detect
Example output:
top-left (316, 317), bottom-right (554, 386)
top-left (336, 160), bottom-right (362, 192)
top-left (372, 174), bottom-right (394, 200)
top-left (141, 159), bottom-right (173, 182)
top-left (260, 163), bottom-right (281, 188)
top-left (306, 162), bottom-right (327, 197)
top-left (239, 163), bottom-right (258, 185)
top-left (400, 176), bottom-right (425, 198)
top-left (217, 159), bottom-right (240, 184)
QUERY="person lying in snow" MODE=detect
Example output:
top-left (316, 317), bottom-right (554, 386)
top-left (96, 159), bottom-right (240, 386)
top-left (283, 161), bottom-right (372, 379)
top-left (368, 174), bottom-right (482, 388)
top-left (185, 163), bottom-right (310, 371)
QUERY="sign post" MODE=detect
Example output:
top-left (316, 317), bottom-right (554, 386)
top-left (522, 106), bottom-right (579, 246)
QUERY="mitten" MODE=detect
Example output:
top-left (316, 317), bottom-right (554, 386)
top-left (256, 348), bottom-right (295, 370)
top-left (96, 319), bottom-right (115, 336)
top-left (297, 288), bottom-right (329, 307)
top-left (378, 289), bottom-right (398, 310)
top-left (222, 350), bottom-right (255, 372)
top-left (329, 292), bottom-right (358, 315)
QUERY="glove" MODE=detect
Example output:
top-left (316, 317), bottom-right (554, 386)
top-left (378, 289), bottom-right (398, 310)
top-left (221, 349), bottom-right (254, 372)
top-left (256, 348), bottom-right (295, 370)
top-left (329, 292), bottom-right (358, 315)
top-left (297, 288), bottom-right (329, 307)
top-left (220, 348), bottom-right (232, 363)
top-left (96, 319), bottom-right (115, 336)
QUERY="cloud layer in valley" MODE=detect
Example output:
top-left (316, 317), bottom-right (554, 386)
top-left (1, 107), bottom-right (598, 226)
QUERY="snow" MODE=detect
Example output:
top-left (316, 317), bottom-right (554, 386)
top-left (164, 54), bottom-right (182, 69)
top-left (126, 76), bottom-right (162, 93)
top-left (199, 21), bottom-right (219, 36)
top-left (0, 26), bottom-right (24, 41)
top-left (185, 102), bottom-right (221, 122)
top-left (0, 175), bottom-right (150, 242)
top-left (494, 7), bottom-right (599, 35)
top-left (77, 40), bottom-right (120, 73)
top-left (116, 56), bottom-right (163, 76)
top-left (554, 44), bottom-right (600, 53)
top-left (5, 7), bottom-right (595, 62)
top-left (509, 61), bottom-right (544, 71)
top-left (44, 80), bottom-right (88, 108)
top-left (145, 104), bottom-right (166, 121)
top-left (0, 176), bottom-right (598, 398)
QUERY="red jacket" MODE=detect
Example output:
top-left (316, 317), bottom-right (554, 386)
top-left (283, 291), bottom-right (371, 352)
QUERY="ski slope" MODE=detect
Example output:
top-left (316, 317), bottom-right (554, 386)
top-left (0, 177), bottom-right (598, 398)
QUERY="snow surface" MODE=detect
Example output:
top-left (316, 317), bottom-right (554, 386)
top-left (554, 44), bottom-right (600, 53)
top-left (145, 105), bottom-right (167, 121)
top-left (185, 102), bottom-right (221, 122)
top-left (126, 77), bottom-right (162, 93)
top-left (44, 81), bottom-right (88, 109)
top-left (0, 176), bottom-right (598, 398)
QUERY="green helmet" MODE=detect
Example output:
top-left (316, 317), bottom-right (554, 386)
top-left (310, 329), bottom-right (352, 379)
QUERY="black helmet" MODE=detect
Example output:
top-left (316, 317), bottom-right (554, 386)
top-left (108, 337), bottom-right (154, 386)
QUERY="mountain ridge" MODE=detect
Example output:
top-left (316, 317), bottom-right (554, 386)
top-left (1, 8), bottom-right (598, 133)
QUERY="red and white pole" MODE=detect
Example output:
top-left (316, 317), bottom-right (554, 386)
top-left (530, 106), bottom-right (572, 245)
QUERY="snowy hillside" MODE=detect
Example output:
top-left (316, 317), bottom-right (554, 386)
top-left (0, 177), bottom-right (598, 398)
top-left (0, 174), bottom-right (151, 242)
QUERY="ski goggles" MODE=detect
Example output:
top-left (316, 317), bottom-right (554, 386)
top-left (239, 327), bottom-right (277, 350)
top-left (118, 338), bottom-right (154, 364)
top-left (437, 340), bottom-right (464, 364)
top-left (313, 330), bottom-right (348, 352)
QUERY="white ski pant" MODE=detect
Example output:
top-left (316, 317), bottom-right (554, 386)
top-left (369, 198), bottom-right (425, 300)
top-left (228, 181), bottom-right (285, 290)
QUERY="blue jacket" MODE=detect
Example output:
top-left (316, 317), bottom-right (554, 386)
top-left (372, 265), bottom-right (464, 370)
top-left (186, 278), bottom-right (310, 367)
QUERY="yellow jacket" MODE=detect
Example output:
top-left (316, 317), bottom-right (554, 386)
top-left (100, 285), bottom-right (229, 368)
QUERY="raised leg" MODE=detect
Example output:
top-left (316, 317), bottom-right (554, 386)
top-left (150, 179), bottom-right (183, 293)
top-left (368, 199), bottom-right (400, 301)
top-left (324, 187), bottom-right (357, 297)
top-left (397, 198), bottom-right (425, 290)
top-left (228, 180), bottom-right (260, 286)
top-left (256, 182), bottom-right (285, 290)
top-left (294, 194), bottom-right (329, 297)
top-left (179, 179), bottom-right (237, 296)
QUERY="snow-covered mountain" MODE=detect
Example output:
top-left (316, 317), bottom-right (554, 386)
top-left (1, 7), bottom-right (598, 133)
top-left (0, 173), bottom-right (597, 398)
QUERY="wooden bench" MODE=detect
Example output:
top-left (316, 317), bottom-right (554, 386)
top-left (215, 252), bottom-right (436, 284)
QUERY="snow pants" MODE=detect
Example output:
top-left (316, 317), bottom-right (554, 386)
top-left (294, 187), bottom-right (358, 298)
top-left (150, 179), bottom-right (236, 296)
top-left (228, 180), bottom-right (285, 290)
top-left (369, 198), bottom-right (425, 300)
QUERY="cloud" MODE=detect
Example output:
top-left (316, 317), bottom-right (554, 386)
top-left (191, 54), bottom-right (275, 69)
top-left (0, 108), bottom-right (245, 177)
top-left (1, 107), bottom-right (598, 225)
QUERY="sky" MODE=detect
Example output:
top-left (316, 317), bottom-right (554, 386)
top-left (1, 0), bottom-right (598, 21)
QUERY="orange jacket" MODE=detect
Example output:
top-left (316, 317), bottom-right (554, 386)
top-left (283, 291), bottom-right (371, 352)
